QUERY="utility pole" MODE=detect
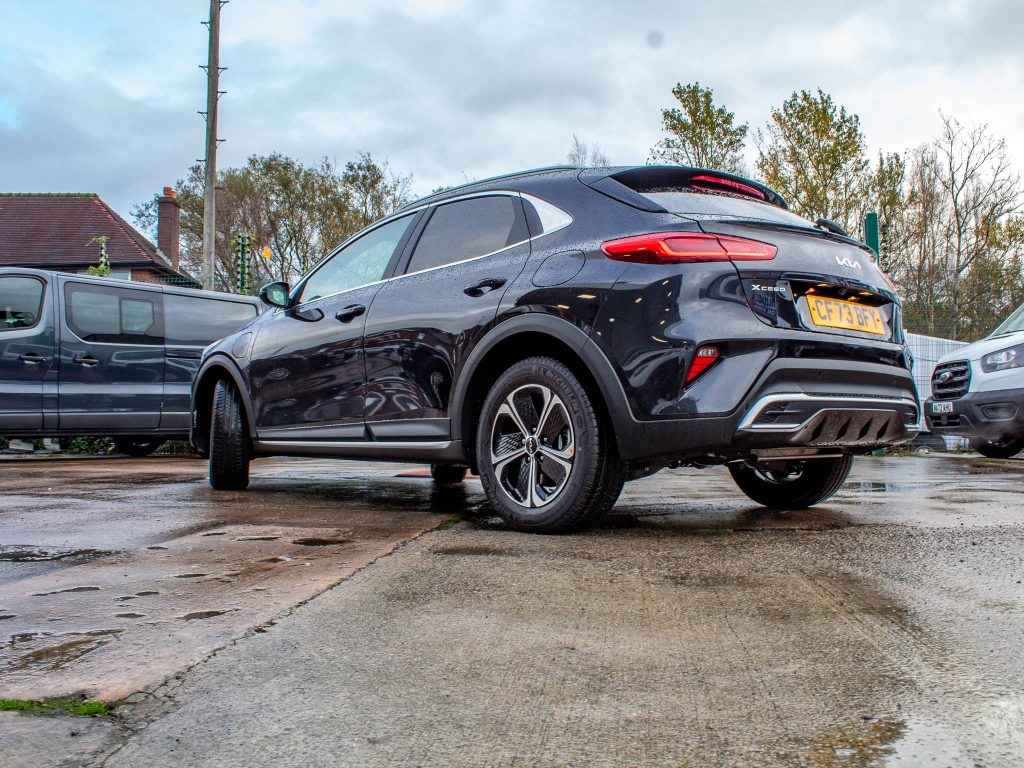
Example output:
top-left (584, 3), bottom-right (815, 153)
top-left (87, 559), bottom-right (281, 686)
top-left (200, 0), bottom-right (226, 290)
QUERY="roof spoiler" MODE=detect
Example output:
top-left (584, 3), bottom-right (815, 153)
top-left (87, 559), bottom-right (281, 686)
top-left (578, 166), bottom-right (788, 212)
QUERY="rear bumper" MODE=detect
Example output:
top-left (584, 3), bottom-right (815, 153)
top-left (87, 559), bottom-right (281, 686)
top-left (924, 387), bottom-right (1024, 442)
top-left (612, 357), bottom-right (919, 463)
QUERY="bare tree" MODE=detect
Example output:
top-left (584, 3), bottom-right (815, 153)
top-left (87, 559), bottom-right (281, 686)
top-left (567, 134), bottom-right (609, 167)
top-left (928, 114), bottom-right (1022, 337)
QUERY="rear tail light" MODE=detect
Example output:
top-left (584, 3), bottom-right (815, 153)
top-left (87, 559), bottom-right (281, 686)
top-left (686, 345), bottom-right (721, 384)
top-left (601, 232), bottom-right (776, 264)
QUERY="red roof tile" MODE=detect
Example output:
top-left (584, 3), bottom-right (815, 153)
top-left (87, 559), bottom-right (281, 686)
top-left (0, 193), bottom-right (186, 277)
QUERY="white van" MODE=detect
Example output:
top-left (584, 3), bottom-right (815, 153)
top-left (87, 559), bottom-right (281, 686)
top-left (924, 305), bottom-right (1024, 458)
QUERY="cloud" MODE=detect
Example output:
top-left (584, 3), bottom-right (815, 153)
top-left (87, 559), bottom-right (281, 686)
top-left (0, 0), bottom-right (1022, 221)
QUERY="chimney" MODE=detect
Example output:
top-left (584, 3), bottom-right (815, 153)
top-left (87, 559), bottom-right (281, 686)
top-left (157, 186), bottom-right (181, 271)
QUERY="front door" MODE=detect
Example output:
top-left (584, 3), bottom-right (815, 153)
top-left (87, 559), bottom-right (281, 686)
top-left (362, 194), bottom-right (533, 438)
top-left (58, 278), bottom-right (165, 431)
top-left (249, 213), bottom-right (418, 442)
top-left (0, 273), bottom-right (53, 431)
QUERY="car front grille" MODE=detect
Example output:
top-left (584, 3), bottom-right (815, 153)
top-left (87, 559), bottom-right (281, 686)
top-left (931, 360), bottom-right (970, 400)
top-left (930, 413), bottom-right (961, 427)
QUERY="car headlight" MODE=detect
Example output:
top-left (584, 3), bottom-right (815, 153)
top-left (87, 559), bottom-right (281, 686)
top-left (981, 344), bottom-right (1024, 372)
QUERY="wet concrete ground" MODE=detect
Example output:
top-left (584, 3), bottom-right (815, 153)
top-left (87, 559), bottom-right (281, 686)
top-left (4, 454), bottom-right (1024, 766)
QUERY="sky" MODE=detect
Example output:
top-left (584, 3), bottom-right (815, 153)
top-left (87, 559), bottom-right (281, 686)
top-left (1, 0), bottom-right (1023, 224)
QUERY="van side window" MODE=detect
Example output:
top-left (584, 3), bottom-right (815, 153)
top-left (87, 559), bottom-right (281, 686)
top-left (0, 276), bottom-right (45, 330)
top-left (65, 283), bottom-right (163, 345)
top-left (164, 294), bottom-right (258, 346)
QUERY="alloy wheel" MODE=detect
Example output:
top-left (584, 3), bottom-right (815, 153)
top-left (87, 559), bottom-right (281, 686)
top-left (489, 383), bottom-right (575, 509)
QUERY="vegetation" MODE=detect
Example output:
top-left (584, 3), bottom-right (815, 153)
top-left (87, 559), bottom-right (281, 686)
top-left (0, 698), bottom-right (116, 716)
top-left (132, 152), bottom-right (412, 292)
top-left (650, 83), bottom-right (1024, 340)
top-left (649, 82), bottom-right (748, 174)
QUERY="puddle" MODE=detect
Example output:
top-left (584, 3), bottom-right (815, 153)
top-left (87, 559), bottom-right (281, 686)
top-left (0, 546), bottom-right (113, 562)
top-left (433, 545), bottom-right (518, 557)
top-left (201, 532), bottom-right (227, 537)
top-left (146, 545), bottom-right (168, 551)
top-left (180, 609), bottom-right (233, 621)
top-left (0, 614), bottom-right (16, 620)
top-left (237, 535), bottom-right (280, 541)
top-left (261, 556), bottom-right (293, 563)
top-left (291, 537), bottom-right (352, 546)
top-left (174, 573), bottom-right (208, 579)
top-left (32, 586), bottom-right (101, 596)
top-left (115, 613), bottom-right (145, 619)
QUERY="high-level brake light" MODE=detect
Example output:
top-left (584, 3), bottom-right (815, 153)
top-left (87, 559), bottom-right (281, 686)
top-left (688, 174), bottom-right (767, 200)
top-left (601, 232), bottom-right (777, 264)
top-left (686, 345), bottom-right (721, 384)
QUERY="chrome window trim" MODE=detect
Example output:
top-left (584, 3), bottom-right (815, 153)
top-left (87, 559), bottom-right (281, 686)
top-left (288, 191), bottom-right (574, 309)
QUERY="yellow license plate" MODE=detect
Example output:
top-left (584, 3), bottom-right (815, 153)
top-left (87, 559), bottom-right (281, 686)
top-left (807, 296), bottom-right (886, 335)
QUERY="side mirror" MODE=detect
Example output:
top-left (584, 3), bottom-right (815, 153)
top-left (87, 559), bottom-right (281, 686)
top-left (259, 281), bottom-right (290, 309)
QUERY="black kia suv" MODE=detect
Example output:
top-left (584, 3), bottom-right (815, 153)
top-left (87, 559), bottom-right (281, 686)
top-left (191, 166), bottom-right (918, 532)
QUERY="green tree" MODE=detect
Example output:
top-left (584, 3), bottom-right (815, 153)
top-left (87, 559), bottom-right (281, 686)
top-left (756, 89), bottom-right (869, 233)
top-left (132, 152), bottom-right (412, 291)
top-left (648, 82), bottom-right (748, 173)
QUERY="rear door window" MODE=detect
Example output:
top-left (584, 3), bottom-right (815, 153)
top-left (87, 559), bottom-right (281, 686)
top-left (405, 196), bottom-right (528, 274)
top-left (65, 283), bottom-right (163, 345)
top-left (164, 295), bottom-right (258, 346)
top-left (0, 276), bottom-right (45, 330)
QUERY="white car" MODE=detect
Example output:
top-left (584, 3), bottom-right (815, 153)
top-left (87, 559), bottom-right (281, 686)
top-left (925, 306), bottom-right (1024, 458)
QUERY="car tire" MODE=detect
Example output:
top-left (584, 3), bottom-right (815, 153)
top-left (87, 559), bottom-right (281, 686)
top-left (431, 464), bottom-right (468, 484)
top-left (728, 455), bottom-right (854, 508)
top-left (112, 438), bottom-right (164, 457)
top-left (209, 380), bottom-right (250, 490)
top-left (974, 438), bottom-right (1024, 459)
top-left (476, 356), bottom-right (622, 533)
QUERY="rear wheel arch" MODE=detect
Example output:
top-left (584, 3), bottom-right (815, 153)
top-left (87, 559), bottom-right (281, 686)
top-left (451, 315), bottom-right (629, 471)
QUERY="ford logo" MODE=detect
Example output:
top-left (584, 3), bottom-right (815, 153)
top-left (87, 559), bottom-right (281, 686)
top-left (936, 371), bottom-right (952, 383)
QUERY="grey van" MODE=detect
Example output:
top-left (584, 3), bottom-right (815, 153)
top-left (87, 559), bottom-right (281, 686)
top-left (0, 268), bottom-right (260, 455)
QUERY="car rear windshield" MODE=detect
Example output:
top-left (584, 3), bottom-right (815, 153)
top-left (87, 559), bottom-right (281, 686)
top-left (641, 191), bottom-right (815, 227)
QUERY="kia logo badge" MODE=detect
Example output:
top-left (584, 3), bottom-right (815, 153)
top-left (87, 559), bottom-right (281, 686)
top-left (835, 256), bottom-right (862, 270)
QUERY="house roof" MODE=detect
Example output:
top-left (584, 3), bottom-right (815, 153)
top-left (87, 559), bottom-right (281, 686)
top-left (0, 193), bottom-right (189, 278)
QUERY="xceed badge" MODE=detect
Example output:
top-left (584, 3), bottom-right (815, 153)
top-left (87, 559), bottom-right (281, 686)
top-left (751, 283), bottom-right (787, 293)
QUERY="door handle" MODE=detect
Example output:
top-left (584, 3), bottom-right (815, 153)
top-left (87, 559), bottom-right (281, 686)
top-left (19, 353), bottom-right (45, 365)
top-left (463, 277), bottom-right (507, 296)
top-left (335, 304), bottom-right (366, 323)
top-left (74, 354), bottom-right (99, 367)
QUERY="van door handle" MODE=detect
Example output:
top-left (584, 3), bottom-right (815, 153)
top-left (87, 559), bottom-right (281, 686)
top-left (19, 353), bottom-right (45, 365)
top-left (335, 304), bottom-right (366, 323)
top-left (463, 277), bottom-right (506, 296)
top-left (74, 354), bottom-right (99, 367)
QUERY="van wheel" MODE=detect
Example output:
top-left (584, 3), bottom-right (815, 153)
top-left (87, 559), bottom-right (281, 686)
top-left (476, 356), bottom-right (622, 533)
top-left (209, 380), bottom-right (250, 490)
top-left (974, 438), bottom-right (1024, 459)
top-left (431, 464), bottom-right (468, 484)
top-left (113, 438), bottom-right (164, 457)
top-left (729, 455), bottom-right (853, 508)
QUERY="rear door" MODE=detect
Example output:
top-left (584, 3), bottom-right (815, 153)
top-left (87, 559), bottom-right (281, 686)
top-left (162, 293), bottom-right (259, 432)
top-left (0, 273), bottom-right (53, 431)
top-left (58, 278), bottom-right (165, 430)
top-left (361, 194), bottom-right (532, 438)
